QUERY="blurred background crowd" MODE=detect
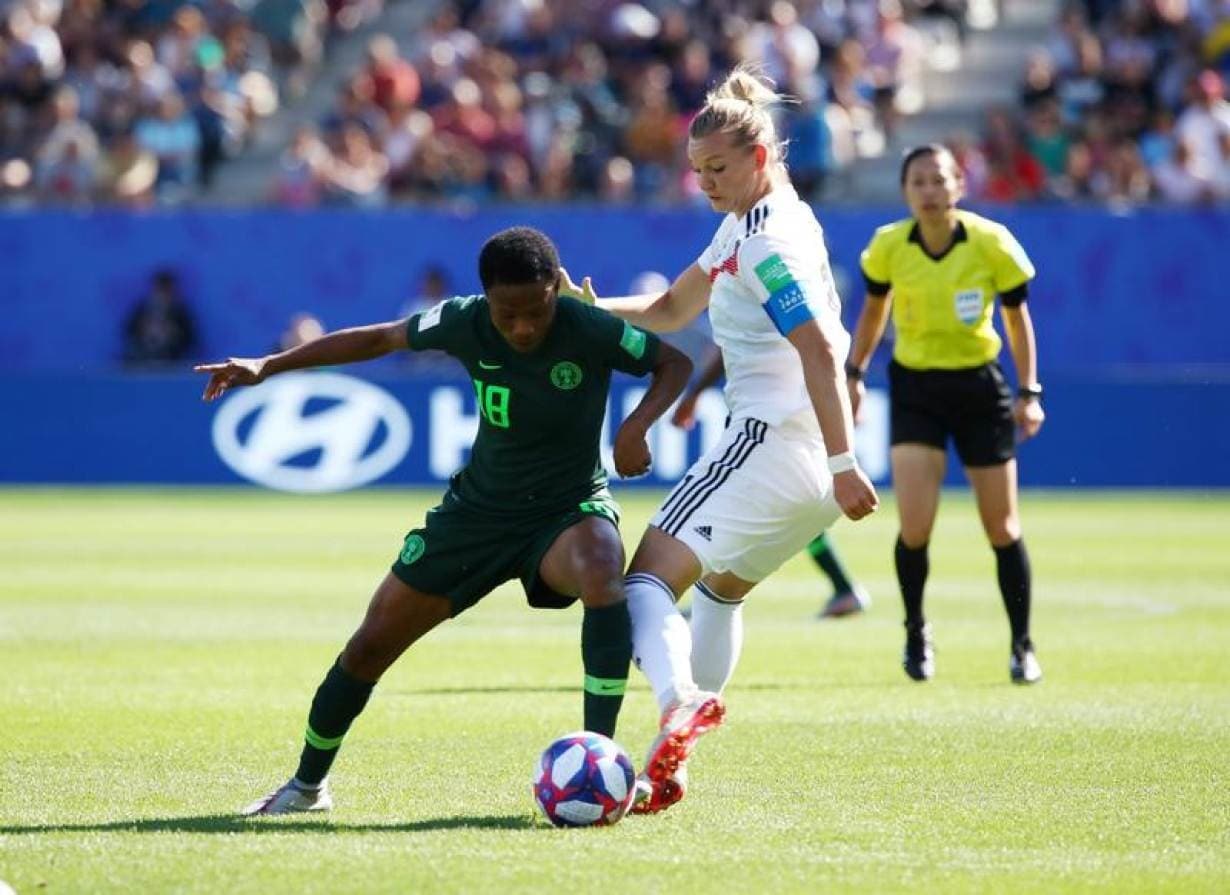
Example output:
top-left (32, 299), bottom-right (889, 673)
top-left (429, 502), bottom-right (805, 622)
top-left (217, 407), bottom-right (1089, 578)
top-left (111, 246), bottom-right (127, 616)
top-left (1, 0), bottom-right (1227, 209)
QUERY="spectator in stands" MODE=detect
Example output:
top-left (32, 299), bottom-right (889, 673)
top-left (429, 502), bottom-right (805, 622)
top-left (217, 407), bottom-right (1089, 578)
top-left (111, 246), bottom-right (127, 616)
top-left (1103, 138), bottom-right (1151, 205)
top-left (785, 91), bottom-right (837, 200)
top-left (863, 0), bottom-right (926, 144)
top-left (33, 85), bottom-right (99, 201)
top-left (321, 121), bottom-right (386, 206)
top-left (980, 107), bottom-right (1045, 201)
top-left (249, 0), bottom-right (325, 98)
top-left (1176, 69), bottom-right (1230, 176)
top-left (271, 124), bottom-right (327, 206)
top-left (134, 91), bottom-right (201, 200)
top-left (1152, 134), bottom-right (1220, 203)
top-left (1020, 49), bottom-right (1060, 111)
top-left (1024, 97), bottom-right (1071, 181)
top-left (97, 130), bottom-right (158, 206)
top-left (357, 34), bottom-right (419, 116)
top-left (123, 268), bottom-right (198, 366)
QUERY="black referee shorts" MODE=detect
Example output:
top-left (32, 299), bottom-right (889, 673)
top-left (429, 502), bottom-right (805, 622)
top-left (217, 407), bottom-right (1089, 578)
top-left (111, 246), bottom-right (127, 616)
top-left (888, 360), bottom-right (1015, 467)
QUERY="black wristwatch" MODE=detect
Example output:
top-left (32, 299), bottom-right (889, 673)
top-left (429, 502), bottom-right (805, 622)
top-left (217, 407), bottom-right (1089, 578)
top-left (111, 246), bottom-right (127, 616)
top-left (1017, 383), bottom-right (1043, 401)
top-left (845, 362), bottom-right (865, 381)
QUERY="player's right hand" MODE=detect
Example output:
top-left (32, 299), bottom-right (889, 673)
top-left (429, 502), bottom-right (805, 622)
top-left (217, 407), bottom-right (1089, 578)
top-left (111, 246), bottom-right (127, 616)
top-left (833, 468), bottom-right (878, 521)
top-left (194, 357), bottom-right (268, 402)
top-left (847, 378), bottom-right (865, 424)
top-left (558, 267), bottom-right (597, 304)
top-left (612, 421), bottom-right (651, 478)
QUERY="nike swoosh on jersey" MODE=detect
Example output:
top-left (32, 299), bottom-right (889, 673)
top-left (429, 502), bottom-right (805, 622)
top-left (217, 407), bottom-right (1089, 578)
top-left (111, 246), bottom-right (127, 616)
top-left (478, 360), bottom-right (502, 370)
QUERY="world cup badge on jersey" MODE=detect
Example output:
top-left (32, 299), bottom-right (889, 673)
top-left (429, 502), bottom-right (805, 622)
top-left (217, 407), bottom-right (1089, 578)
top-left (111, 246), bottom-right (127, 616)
top-left (954, 288), bottom-right (984, 325)
top-left (400, 534), bottom-right (426, 564)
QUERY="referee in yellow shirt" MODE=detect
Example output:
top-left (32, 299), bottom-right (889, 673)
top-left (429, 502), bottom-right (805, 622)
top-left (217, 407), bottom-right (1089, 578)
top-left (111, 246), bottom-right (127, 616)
top-left (846, 144), bottom-right (1045, 685)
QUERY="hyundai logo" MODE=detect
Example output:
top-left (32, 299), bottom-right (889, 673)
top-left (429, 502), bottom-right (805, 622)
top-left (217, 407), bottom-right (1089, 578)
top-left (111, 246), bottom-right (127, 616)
top-left (211, 372), bottom-right (411, 492)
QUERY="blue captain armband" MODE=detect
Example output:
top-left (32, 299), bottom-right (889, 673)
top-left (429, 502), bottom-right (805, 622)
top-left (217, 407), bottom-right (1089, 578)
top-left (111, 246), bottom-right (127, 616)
top-left (762, 281), bottom-right (817, 335)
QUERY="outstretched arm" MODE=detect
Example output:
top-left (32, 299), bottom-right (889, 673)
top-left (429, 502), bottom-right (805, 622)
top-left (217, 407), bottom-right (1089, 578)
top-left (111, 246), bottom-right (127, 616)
top-left (560, 264), bottom-right (712, 333)
top-left (611, 341), bottom-right (693, 477)
top-left (195, 320), bottom-right (409, 402)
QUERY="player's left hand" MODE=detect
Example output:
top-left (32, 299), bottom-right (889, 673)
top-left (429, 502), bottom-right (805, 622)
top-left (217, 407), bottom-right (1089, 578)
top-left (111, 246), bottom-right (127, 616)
top-left (612, 422), bottom-right (651, 478)
top-left (1013, 397), bottom-right (1045, 441)
top-left (558, 267), bottom-right (597, 304)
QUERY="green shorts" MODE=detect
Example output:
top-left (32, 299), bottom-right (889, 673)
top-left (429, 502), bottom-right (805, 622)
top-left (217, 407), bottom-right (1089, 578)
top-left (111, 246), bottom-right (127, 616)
top-left (390, 491), bottom-right (621, 616)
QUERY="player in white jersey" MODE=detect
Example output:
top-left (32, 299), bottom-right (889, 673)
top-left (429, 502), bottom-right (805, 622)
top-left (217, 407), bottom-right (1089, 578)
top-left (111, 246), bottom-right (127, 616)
top-left (561, 65), bottom-right (878, 813)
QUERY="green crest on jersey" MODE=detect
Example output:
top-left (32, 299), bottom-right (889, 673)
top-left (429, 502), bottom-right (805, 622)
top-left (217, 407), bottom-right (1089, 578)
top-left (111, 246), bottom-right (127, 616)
top-left (400, 534), bottom-right (425, 565)
top-left (550, 361), bottom-right (583, 390)
top-left (619, 322), bottom-right (646, 359)
top-left (754, 254), bottom-right (794, 292)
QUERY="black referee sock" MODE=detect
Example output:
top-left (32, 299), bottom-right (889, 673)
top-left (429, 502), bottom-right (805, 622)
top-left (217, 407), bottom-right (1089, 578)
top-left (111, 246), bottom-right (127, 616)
top-left (581, 601), bottom-right (632, 739)
top-left (294, 658), bottom-right (376, 786)
top-left (895, 537), bottom-right (930, 628)
top-left (994, 539), bottom-right (1032, 644)
top-left (807, 532), bottom-right (854, 594)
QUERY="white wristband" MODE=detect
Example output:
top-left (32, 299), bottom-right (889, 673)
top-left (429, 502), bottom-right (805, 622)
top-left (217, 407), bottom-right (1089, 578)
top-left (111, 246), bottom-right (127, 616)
top-left (827, 451), bottom-right (857, 474)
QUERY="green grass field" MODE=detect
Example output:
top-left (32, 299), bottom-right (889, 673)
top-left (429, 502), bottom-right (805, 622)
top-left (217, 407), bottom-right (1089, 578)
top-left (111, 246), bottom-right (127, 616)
top-left (1, 488), bottom-right (1228, 894)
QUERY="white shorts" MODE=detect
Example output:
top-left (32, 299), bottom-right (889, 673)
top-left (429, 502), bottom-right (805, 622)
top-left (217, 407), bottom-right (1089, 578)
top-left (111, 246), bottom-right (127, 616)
top-left (651, 416), bottom-right (842, 582)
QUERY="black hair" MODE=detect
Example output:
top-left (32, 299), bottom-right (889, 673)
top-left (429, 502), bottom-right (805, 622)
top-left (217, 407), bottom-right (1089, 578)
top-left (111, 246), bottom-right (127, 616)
top-left (477, 227), bottom-right (560, 290)
top-left (899, 143), bottom-right (955, 185)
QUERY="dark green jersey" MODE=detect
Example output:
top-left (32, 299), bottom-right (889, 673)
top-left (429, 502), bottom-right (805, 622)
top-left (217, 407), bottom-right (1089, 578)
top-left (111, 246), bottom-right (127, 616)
top-left (405, 295), bottom-right (661, 516)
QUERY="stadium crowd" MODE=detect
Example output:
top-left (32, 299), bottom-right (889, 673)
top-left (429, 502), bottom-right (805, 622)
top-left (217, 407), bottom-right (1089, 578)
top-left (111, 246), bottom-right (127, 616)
top-left (268, 0), bottom-right (959, 207)
top-left (5, 0), bottom-right (1228, 208)
top-left (0, 0), bottom-right (390, 206)
top-left (969, 0), bottom-right (1230, 204)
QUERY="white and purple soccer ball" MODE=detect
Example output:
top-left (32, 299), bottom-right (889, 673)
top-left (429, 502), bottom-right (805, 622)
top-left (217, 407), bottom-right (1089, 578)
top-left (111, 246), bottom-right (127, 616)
top-left (533, 731), bottom-right (635, 827)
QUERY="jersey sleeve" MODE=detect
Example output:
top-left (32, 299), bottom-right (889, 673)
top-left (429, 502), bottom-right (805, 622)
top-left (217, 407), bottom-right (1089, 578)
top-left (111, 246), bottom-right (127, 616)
top-left (737, 231), bottom-right (836, 337)
top-left (581, 302), bottom-right (660, 376)
top-left (405, 295), bottom-right (477, 354)
top-left (987, 224), bottom-right (1036, 304)
top-left (859, 227), bottom-right (893, 297)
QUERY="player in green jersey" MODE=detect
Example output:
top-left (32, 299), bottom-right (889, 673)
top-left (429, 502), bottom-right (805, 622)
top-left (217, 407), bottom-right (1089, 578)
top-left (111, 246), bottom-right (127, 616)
top-left (195, 227), bottom-right (692, 815)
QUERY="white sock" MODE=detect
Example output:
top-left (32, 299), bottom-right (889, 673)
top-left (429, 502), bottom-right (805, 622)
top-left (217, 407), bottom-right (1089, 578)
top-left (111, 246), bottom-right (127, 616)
top-left (689, 581), bottom-right (745, 695)
top-left (625, 572), bottom-right (695, 713)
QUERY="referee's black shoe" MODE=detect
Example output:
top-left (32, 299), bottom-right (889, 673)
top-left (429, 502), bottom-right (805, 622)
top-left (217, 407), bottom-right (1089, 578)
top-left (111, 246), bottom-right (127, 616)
top-left (1010, 637), bottom-right (1043, 685)
top-left (903, 622), bottom-right (935, 681)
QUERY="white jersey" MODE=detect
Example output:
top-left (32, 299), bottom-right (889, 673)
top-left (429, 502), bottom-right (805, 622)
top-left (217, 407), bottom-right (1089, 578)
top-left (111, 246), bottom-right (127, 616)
top-left (695, 183), bottom-right (849, 431)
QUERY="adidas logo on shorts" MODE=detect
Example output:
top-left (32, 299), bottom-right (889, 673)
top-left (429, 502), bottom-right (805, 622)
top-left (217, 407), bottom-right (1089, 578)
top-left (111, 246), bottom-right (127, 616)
top-left (693, 525), bottom-right (712, 541)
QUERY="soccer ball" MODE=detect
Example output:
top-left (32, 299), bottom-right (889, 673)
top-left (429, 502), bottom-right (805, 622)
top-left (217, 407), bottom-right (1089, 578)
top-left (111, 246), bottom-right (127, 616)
top-left (532, 731), bottom-right (635, 827)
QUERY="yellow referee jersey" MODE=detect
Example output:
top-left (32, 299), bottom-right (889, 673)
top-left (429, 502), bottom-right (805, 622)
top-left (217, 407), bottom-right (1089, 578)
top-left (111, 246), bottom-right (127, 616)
top-left (860, 209), bottom-right (1035, 370)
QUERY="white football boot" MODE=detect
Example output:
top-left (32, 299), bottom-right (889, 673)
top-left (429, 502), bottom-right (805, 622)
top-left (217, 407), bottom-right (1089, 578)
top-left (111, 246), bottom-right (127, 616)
top-left (241, 778), bottom-right (333, 816)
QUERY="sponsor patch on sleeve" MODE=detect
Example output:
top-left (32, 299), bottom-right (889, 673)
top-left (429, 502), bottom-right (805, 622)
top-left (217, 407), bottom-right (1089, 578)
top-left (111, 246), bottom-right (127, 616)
top-left (754, 253), bottom-right (794, 293)
top-left (763, 281), bottom-right (816, 335)
top-left (417, 301), bottom-right (445, 331)
top-left (619, 321), bottom-right (647, 359)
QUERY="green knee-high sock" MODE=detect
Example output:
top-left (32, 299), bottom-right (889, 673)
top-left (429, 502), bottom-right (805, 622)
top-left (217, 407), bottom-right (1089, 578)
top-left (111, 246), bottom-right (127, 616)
top-left (807, 532), bottom-right (854, 594)
top-left (581, 601), bottom-right (632, 738)
top-left (294, 658), bottom-right (375, 786)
